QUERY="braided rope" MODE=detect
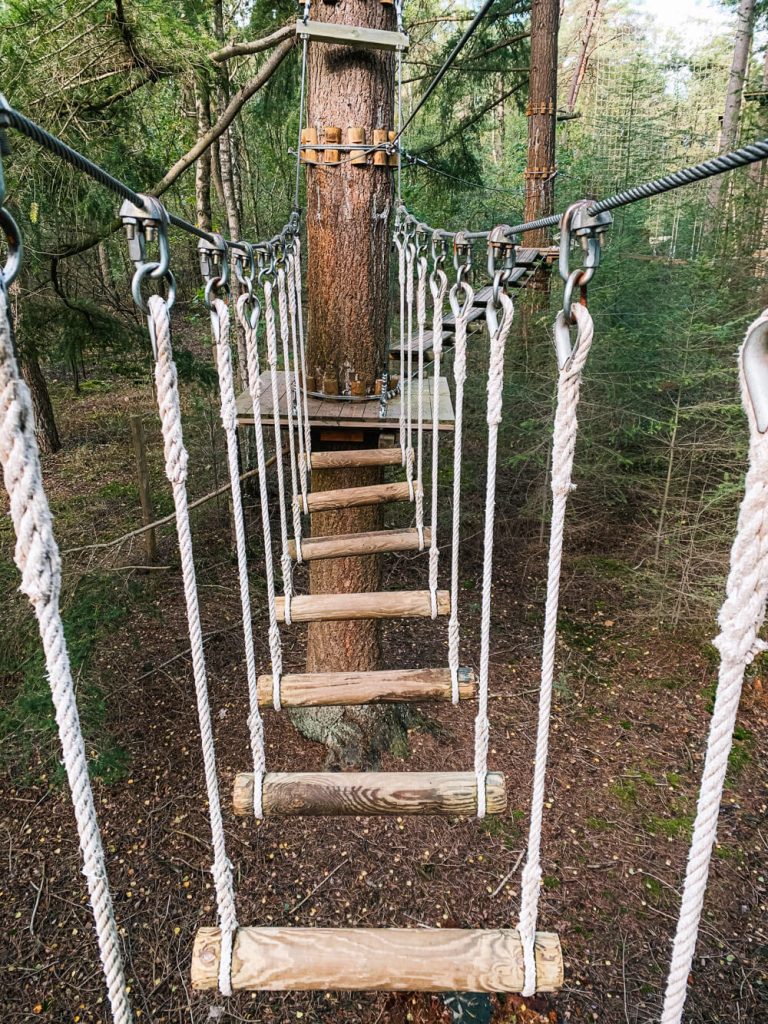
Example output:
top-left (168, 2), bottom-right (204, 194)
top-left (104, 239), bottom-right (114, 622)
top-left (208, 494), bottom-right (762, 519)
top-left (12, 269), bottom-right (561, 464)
top-left (264, 278), bottom-right (294, 624)
top-left (395, 233), bottom-right (407, 463)
top-left (236, 294), bottom-right (283, 710)
top-left (287, 250), bottom-right (309, 514)
top-left (148, 295), bottom-right (237, 995)
top-left (405, 241), bottom-right (416, 500)
top-left (475, 291), bottom-right (515, 817)
top-left (293, 238), bottom-right (312, 476)
top-left (210, 298), bottom-right (266, 816)
top-left (517, 303), bottom-right (595, 996)
top-left (277, 267), bottom-right (303, 561)
top-left (428, 267), bottom-right (448, 618)
top-left (447, 283), bottom-right (475, 701)
top-left (660, 307), bottom-right (768, 1023)
top-left (415, 253), bottom-right (428, 547)
top-left (0, 289), bottom-right (133, 1022)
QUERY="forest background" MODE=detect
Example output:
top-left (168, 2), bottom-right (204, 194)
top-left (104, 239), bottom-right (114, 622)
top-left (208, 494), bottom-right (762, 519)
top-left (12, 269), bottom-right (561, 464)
top-left (1, 0), bottom-right (767, 1021)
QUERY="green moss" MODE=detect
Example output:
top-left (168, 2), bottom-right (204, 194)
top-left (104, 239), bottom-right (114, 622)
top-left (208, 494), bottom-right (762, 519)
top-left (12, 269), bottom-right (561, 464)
top-left (610, 779), bottom-right (638, 806)
top-left (646, 815), bottom-right (693, 839)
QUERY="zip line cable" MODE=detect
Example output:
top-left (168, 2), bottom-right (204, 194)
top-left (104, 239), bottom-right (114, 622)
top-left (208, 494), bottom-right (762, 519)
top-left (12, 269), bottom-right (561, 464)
top-left (394, 0), bottom-right (498, 142)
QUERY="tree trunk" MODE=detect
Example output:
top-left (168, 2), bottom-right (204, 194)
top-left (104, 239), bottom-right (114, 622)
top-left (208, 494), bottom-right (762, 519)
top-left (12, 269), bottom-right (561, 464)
top-left (523, 0), bottom-right (559, 293)
top-left (710, 0), bottom-right (756, 206)
top-left (21, 348), bottom-right (61, 455)
top-left (292, 0), bottom-right (398, 766)
top-left (565, 0), bottom-right (600, 114)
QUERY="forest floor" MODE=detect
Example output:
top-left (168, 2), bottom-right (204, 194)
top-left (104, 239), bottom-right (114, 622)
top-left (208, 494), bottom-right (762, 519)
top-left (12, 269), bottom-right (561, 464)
top-left (0, 374), bottom-right (766, 1024)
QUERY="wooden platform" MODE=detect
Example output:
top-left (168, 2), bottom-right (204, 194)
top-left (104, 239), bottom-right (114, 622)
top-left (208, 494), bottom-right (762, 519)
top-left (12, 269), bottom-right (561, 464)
top-left (237, 372), bottom-right (455, 432)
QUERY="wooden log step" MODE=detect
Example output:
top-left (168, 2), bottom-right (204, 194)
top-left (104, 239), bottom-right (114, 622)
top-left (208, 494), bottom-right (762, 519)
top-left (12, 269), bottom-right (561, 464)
top-left (443, 305), bottom-right (485, 331)
top-left (306, 480), bottom-right (410, 512)
top-left (257, 666), bottom-right (476, 707)
top-left (289, 527), bottom-right (430, 561)
top-left (310, 448), bottom-right (403, 470)
top-left (233, 770), bottom-right (506, 817)
top-left (275, 589), bottom-right (450, 622)
top-left (388, 329), bottom-right (451, 357)
top-left (192, 926), bottom-right (563, 992)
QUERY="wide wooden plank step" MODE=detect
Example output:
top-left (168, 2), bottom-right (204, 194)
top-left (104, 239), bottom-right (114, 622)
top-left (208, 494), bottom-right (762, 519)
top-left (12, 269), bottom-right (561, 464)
top-left (289, 527), bottom-right (429, 561)
top-left (443, 305), bottom-right (485, 331)
top-left (311, 448), bottom-right (403, 470)
top-left (306, 480), bottom-right (410, 512)
top-left (233, 771), bottom-right (506, 817)
top-left (276, 589), bottom-right (449, 622)
top-left (192, 926), bottom-right (563, 992)
top-left (389, 329), bottom-right (451, 357)
top-left (257, 666), bottom-right (476, 707)
top-left (471, 271), bottom-right (530, 305)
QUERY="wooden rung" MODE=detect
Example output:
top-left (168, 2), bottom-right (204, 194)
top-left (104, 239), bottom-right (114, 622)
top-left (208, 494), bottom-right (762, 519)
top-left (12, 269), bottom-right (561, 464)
top-left (192, 926), bottom-right (563, 992)
top-left (296, 19), bottom-right (409, 52)
top-left (388, 329), bottom-right (450, 357)
top-left (289, 527), bottom-right (429, 561)
top-left (233, 771), bottom-right (506, 817)
top-left (257, 666), bottom-right (476, 707)
top-left (306, 480), bottom-right (410, 512)
top-left (311, 448), bottom-right (403, 470)
top-left (275, 589), bottom-right (449, 622)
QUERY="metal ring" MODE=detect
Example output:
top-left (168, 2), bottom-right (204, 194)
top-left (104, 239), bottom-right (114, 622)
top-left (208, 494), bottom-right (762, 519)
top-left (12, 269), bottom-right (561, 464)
top-left (131, 262), bottom-right (176, 314)
top-left (0, 206), bottom-right (23, 289)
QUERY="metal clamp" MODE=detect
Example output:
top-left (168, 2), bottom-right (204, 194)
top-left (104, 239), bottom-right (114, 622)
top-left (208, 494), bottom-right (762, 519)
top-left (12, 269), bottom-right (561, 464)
top-left (452, 230), bottom-right (472, 288)
top-left (558, 199), bottom-right (612, 323)
top-left (487, 224), bottom-right (515, 306)
top-left (120, 195), bottom-right (175, 331)
top-left (198, 232), bottom-right (229, 308)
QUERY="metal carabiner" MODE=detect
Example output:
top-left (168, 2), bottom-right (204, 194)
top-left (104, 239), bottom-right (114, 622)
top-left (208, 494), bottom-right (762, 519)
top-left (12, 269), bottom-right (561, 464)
top-left (0, 205), bottom-right (22, 293)
top-left (119, 194), bottom-right (171, 281)
top-left (742, 314), bottom-right (768, 433)
top-left (233, 241), bottom-right (255, 302)
top-left (558, 200), bottom-right (612, 324)
top-left (131, 262), bottom-right (177, 318)
top-left (198, 232), bottom-right (229, 309)
top-left (453, 230), bottom-right (472, 288)
top-left (257, 243), bottom-right (276, 287)
top-left (414, 225), bottom-right (429, 263)
top-left (487, 225), bottom-right (515, 307)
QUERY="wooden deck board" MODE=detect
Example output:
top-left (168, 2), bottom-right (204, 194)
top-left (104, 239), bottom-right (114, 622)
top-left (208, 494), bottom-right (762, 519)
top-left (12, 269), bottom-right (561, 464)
top-left (237, 372), bottom-right (455, 431)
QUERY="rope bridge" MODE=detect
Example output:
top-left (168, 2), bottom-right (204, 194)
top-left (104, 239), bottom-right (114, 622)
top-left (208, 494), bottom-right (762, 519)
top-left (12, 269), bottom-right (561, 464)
top-left (2, 12), bottom-right (768, 1020)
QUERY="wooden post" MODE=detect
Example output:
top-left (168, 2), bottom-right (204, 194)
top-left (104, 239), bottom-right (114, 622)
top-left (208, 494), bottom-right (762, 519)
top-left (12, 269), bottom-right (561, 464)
top-left (324, 125), bottom-right (341, 164)
top-left (348, 125), bottom-right (367, 166)
top-left (130, 415), bottom-right (157, 565)
top-left (373, 128), bottom-right (388, 166)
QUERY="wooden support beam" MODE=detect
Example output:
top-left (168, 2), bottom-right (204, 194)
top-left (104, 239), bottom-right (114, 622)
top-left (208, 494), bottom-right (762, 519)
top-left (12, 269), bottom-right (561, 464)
top-left (297, 19), bottom-right (409, 52)
top-left (310, 448), bottom-right (403, 469)
top-left (257, 666), bottom-right (476, 707)
top-left (233, 771), bottom-right (506, 817)
top-left (305, 480), bottom-right (410, 512)
top-left (289, 527), bottom-right (429, 561)
top-left (192, 927), bottom-right (563, 992)
top-left (275, 589), bottom-right (450, 622)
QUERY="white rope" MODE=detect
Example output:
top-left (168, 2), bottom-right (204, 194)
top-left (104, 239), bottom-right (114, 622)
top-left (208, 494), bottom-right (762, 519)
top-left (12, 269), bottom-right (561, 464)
top-left (405, 239), bottom-right (416, 500)
top-left (147, 295), bottom-right (238, 995)
top-left (293, 237), bottom-right (312, 474)
top-left (517, 303), bottom-right (595, 997)
top-left (264, 278), bottom-right (294, 624)
top-left (428, 265), bottom-right (448, 618)
top-left (210, 298), bottom-right (266, 817)
top-left (287, 246), bottom-right (310, 512)
top-left (0, 289), bottom-right (133, 1023)
top-left (447, 282), bottom-right (475, 701)
top-left (236, 293), bottom-right (283, 710)
top-left (277, 266), bottom-right (303, 561)
top-left (660, 307), bottom-right (768, 1024)
top-left (415, 252), bottom-right (428, 547)
top-left (475, 291), bottom-right (515, 818)
top-left (395, 231), bottom-right (407, 463)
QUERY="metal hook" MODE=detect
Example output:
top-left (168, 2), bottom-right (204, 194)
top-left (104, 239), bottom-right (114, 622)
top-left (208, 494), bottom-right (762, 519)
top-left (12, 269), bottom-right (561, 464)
top-left (742, 316), bottom-right (768, 433)
top-left (0, 205), bottom-right (22, 292)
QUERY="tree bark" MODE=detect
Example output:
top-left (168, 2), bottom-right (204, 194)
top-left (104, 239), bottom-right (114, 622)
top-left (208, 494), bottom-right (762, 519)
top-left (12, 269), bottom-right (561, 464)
top-left (523, 0), bottom-right (559, 291)
top-left (293, 0), bottom-right (398, 765)
top-left (194, 78), bottom-right (213, 232)
top-left (565, 0), bottom-right (600, 114)
top-left (710, 0), bottom-right (756, 206)
top-left (21, 348), bottom-right (61, 455)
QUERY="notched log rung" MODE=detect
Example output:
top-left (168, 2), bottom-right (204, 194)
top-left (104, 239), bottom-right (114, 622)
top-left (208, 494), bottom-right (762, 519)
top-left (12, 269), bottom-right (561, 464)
top-left (191, 926), bottom-right (563, 992)
top-left (256, 666), bottom-right (476, 707)
top-left (233, 770), bottom-right (506, 817)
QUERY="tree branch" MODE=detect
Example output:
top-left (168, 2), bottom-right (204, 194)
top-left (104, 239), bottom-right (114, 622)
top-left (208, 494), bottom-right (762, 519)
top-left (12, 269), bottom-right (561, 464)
top-left (54, 35), bottom-right (296, 259)
top-left (209, 22), bottom-right (296, 63)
